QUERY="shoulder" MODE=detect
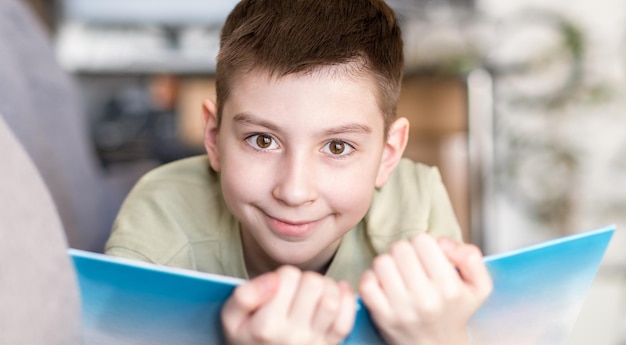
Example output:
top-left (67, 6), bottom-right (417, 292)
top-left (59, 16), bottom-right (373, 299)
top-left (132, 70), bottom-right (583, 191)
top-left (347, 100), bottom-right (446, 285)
top-left (119, 156), bottom-right (224, 223)
top-left (106, 156), bottom-right (232, 267)
top-left (367, 158), bottom-right (444, 232)
top-left (383, 158), bottom-right (443, 193)
top-left (125, 155), bottom-right (222, 208)
top-left (364, 158), bottom-right (461, 252)
top-left (138, 155), bottom-right (217, 186)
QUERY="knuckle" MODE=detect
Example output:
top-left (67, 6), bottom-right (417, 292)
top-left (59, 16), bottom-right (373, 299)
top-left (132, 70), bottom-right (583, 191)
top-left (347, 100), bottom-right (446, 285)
top-left (249, 324), bottom-right (277, 343)
top-left (391, 312), bottom-right (418, 329)
top-left (329, 320), bottom-right (352, 339)
top-left (277, 265), bottom-right (302, 284)
top-left (481, 278), bottom-right (494, 299)
top-left (487, 279), bottom-right (494, 294)
top-left (302, 271), bottom-right (324, 289)
top-left (317, 280), bottom-right (342, 316)
top-left (412, 232), bottom-right (430, 243)
top-left (389, 240), bottom-right (412, 258)
top-left (324, 277), bottom-right (341, 298)
top-left (409, 234), bottom-right (421, 246)
top-left (281, 329), bottom-right (315, 345)
top-left (372, 254), bottom-right (392, 272)
top-left (465, 245), bottom-right (483, 260)
top-left (230, 285), bottom-right (253, 309)
top-left (220, 314), bottom-right (238, 336)
top-left (410, 233), bottom-right (431, 250)
top-left (440, 282), bottom-right (462, 301)
top-left (320, 292), bottom-right (340, 314)
top-left (417, 298), bottom-right (443, 320)
top-left (278, 265), bottom-right (301, 277)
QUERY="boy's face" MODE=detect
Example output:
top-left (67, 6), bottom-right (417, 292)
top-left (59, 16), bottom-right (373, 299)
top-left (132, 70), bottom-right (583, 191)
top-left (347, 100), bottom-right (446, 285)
top-left (204, 69), bottom-right (407, 273)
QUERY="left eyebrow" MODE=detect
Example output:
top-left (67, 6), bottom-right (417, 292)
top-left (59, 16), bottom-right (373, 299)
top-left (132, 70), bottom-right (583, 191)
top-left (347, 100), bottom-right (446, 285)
top-left (322, 123), bottom-right (372, 136)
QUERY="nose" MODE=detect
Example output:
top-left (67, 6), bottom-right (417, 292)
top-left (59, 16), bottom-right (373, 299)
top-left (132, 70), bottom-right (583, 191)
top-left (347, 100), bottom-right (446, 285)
top-left (272, 152), bottom-right (317, 207)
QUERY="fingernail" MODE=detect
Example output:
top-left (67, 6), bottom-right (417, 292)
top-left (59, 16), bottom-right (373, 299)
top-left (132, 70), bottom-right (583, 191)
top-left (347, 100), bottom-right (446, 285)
top-left (338, 280), bottom-right (353, 293)
top-left (256, 272), bottom-right (278, 294)
top-left (438, 236), bottom-right (456, 250)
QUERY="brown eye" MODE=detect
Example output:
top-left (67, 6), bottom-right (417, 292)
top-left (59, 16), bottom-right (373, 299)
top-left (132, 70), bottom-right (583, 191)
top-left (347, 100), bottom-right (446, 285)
top-left (256, 135), bottom-right (272, 148)
top-left (329, 140), bottom-right (345, 155)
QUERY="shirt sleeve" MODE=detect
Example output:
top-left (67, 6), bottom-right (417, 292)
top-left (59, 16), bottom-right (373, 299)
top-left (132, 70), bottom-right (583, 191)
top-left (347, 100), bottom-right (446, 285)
top-left (104, 156), bottom-right (227, 271)
top-left (104, 170), bottom-right (196, 269)
top-left (364, 158), bottom-right (463, 254)
top-left (425, 166), bottom-right (463, 242)
top-left (104, 178), bottom-right (192, 267)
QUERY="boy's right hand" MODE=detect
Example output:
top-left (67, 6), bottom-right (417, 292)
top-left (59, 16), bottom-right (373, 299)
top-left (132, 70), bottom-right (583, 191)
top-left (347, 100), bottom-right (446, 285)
top-left (221, 266), bottom-right (356, 345)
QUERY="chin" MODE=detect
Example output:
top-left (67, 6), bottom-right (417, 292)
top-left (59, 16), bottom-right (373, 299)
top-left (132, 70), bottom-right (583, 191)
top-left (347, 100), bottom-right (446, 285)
top-left (269, 248), bottom-right (318, 268)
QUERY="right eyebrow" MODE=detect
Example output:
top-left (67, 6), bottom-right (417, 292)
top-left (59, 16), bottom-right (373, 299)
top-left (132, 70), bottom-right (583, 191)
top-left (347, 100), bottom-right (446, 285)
top-left (232, 112), bottom-right (280, 132)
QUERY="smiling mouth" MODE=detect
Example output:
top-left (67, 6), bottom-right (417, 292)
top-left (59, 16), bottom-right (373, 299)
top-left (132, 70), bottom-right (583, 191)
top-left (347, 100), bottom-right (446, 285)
top-left (272, 217), bottom-right (315, 226)
top-left (265, 214), bottom-right (323, 237)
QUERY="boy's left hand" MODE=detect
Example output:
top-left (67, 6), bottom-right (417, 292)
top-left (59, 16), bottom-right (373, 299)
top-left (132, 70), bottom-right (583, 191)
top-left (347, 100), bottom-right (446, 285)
top-left (358, 234), bottom-right (492, 345)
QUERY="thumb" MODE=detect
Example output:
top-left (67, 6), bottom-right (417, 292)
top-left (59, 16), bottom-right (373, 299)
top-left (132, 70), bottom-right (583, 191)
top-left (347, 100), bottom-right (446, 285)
top-left (221, 272), bottom-right (279, 333)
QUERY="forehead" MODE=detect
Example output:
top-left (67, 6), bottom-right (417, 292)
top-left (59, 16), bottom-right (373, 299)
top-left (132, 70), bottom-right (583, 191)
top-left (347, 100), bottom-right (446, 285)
top-left (223, 67), bottom-right (385, 132)
top-left (232, 63), bottom-right (379, 95)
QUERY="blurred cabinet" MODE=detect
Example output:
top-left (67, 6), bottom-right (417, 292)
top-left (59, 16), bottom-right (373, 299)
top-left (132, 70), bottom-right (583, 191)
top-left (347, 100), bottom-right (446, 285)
top-left (52, 1), bottom-right (235, 166)
top-left (398, 75), bottom-right (470, 242)
top-left (55, 0), bottom-right (238, 74)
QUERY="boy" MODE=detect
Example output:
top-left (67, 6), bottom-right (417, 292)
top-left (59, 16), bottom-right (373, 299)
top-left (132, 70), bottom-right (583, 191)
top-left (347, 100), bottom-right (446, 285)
top-left (105, 0), bottom-right (492, 344)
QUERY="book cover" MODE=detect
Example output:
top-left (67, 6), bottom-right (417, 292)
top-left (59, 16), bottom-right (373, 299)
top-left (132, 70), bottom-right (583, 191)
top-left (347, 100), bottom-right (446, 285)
top-left (70, 225), bottom-right (614, 345)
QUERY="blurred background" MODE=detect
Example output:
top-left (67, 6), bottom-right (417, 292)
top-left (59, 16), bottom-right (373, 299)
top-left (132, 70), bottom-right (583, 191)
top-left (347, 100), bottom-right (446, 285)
top-left (6, 0), bottom-right (626, 343)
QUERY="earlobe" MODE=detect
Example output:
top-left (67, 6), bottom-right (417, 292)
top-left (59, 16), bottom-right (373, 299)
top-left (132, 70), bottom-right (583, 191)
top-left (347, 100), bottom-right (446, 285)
top-left (375, 117), bottom-right (409, 188)
top-left (202, 99), bottom-right (221, 172)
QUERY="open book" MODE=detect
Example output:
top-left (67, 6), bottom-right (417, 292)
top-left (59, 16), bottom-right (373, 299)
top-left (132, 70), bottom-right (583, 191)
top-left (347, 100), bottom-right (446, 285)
top-left (70, 225), bottom-right (614, 345)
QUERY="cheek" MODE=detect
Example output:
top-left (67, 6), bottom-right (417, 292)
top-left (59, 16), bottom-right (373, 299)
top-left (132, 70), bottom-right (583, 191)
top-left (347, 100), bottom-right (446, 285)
top-left (218, 154), bottom-right (266, 207)
top-left (219, 173), bottom-right (245, 218)
top-left (323, 164), bottom-right (378, 217)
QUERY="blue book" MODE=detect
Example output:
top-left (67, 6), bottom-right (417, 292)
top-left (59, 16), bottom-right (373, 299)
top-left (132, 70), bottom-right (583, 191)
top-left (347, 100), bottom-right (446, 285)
top-left (70, 225), bottom-right (614, 344)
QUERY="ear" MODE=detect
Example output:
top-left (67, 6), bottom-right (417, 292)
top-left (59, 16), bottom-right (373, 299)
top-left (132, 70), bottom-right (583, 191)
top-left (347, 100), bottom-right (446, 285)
top-left (202, 99), bottom-right (221, 172)
top-left (375, 117), bottom-right (409, 188)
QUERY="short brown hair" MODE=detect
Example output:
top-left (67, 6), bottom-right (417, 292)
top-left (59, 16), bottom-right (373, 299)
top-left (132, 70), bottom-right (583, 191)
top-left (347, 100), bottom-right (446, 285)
top-left (216, 0), bottom-right (404, 133)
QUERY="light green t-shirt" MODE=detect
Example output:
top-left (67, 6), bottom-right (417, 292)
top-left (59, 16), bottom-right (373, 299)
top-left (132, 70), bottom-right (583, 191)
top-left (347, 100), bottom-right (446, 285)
top-left (105, 156), bottom-right (461, 288)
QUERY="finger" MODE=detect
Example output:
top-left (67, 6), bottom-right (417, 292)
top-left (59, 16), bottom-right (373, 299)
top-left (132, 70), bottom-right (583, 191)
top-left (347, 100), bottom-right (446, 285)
top-left (221, 272), bottom-right (279, 335)
top-left (389, 240), bottom-right (429, 293)
top-left (290, 271), bottom-right (326, 326)
top-left (358, 269), bottom-right (392, 319)
top-left (248, 266), bottom-right (301, 336)
top-left (412, 234), bottom-right (459, 283)
top-left (437, 236), bottom-right (459, 254)
top-left (447, 243), bottom-right (493, 298)
top-left (326, 281), bottom-right (356, 344)
top-left (370, 253), bottom-right (412, 309)
top-left (265, 265), bottom-right (302, 314)
top-left (311, 277), bottom-right (341, 334)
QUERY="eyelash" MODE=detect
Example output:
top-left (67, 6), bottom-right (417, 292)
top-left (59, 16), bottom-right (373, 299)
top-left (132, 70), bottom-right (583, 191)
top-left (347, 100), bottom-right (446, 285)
top-left (243, 134), bottom-right (356, 158)
top-left (244, 133), bottom-right (280, 151)
top-left (322, 140), bottom-right (356, 159)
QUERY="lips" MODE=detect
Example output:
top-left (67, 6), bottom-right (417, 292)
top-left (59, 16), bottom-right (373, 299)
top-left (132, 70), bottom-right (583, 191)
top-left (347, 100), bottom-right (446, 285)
top-left (265, 214), bottom-right (322, 237)
top-left (272, 217), bottom-right (315, 226)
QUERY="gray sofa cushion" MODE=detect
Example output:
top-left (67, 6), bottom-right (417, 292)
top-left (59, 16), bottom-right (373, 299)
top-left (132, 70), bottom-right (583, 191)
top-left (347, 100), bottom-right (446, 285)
top-left (0, 114), bottom-right (82, 344)
top-left (0, 0), bottom-right (157, 252)
top-left (0, 0), bottom-right (105, 251)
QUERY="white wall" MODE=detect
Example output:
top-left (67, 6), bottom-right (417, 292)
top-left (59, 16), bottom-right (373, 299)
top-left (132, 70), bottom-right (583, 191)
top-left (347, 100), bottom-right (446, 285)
top-left (478, 1), bottom-right (626, 343)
